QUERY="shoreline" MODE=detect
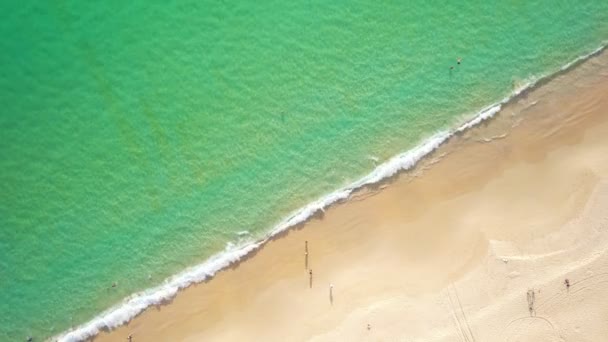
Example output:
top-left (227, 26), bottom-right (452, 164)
top-left (55, 44), bottom-right (606, 342)
top-left (92, 44), bottom-right (608, 341)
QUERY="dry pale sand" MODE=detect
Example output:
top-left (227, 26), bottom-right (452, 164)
top-left (96, 50), bottom-right (608, 342)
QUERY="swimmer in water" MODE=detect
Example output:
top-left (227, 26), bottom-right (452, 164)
top-left (457, 57), bottom-right (462, 64)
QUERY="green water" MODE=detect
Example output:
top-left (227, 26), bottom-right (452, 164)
top-left (1, 1), bottom-right (607, 340)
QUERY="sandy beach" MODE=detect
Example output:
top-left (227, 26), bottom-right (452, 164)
top-left (94, 50), bottom-right (608, 342)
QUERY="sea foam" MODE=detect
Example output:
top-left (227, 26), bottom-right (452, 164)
top-left (52, 43), bottom-right (606, 342)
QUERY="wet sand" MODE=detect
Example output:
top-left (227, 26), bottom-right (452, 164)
top-left (95, 50), bottom-right (608, 342)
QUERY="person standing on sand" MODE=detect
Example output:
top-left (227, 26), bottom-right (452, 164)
top-left (305, 241), bottom-right (309, 270)
top-left (527, 289), bottom-right (535, 316)
top-left (309, 269), bottom-right (313, 288)
top-left (127, 334), bottom-right (132, 342)
top-left (329, 284), bottom-right (334, 304)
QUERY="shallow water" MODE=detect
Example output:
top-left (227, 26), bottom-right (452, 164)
top-left (0, 1), bottom-right (607, 340)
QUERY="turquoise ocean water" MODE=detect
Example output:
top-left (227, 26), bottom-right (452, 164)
top-left (1, 1), bottom-right (607, 340)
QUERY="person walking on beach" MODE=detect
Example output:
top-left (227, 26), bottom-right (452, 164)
top-left (565, 278), bottom-right (570, 291)
top-left (309, 269), bottom-right (313, 288)
top-left (305, 241), bottom-right (309, 269)
top-left (127, 334), bottom-right (132, 342)
top-left (329, 284), bottom-right (334, 304)
top-left (527, 289), bottom-right (535, 316)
